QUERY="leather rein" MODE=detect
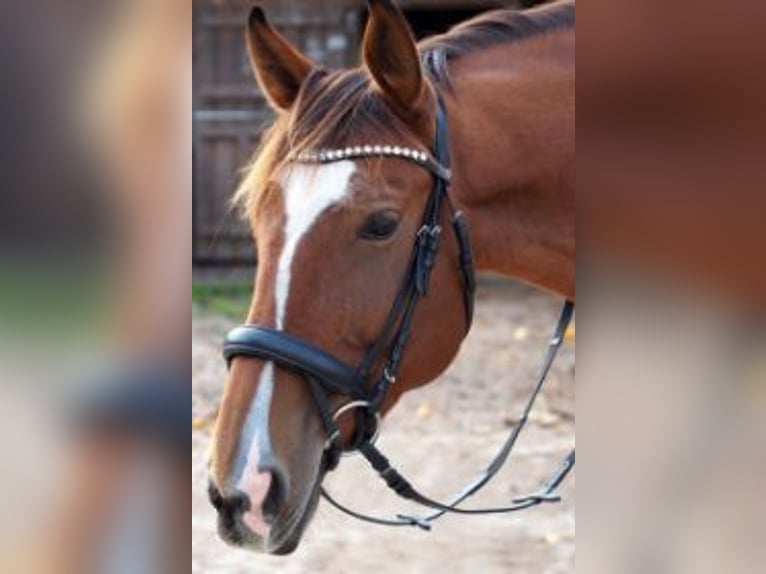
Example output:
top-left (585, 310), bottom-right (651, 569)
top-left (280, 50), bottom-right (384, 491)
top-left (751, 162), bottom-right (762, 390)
top-left (223, 94), bottom-right (575, 531)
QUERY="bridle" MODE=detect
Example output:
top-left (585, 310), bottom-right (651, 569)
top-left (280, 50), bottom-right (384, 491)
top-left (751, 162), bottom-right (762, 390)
top-left (223, 92), bottom-right (575, 530)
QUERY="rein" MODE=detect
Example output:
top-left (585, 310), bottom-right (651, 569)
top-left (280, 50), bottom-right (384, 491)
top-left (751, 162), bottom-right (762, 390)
top-left (223, 88), bottom-right (575, 530)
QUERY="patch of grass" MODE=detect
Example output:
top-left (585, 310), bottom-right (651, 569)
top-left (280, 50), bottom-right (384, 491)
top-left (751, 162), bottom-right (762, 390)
top-left (193, 281), bottom-right (252, 319)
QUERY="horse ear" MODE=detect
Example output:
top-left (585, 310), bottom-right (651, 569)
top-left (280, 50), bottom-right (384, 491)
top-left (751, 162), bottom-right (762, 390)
top-left (362, 0), bottom-right (426, 114)
top-left (245, 6), bottom-right (314, 110)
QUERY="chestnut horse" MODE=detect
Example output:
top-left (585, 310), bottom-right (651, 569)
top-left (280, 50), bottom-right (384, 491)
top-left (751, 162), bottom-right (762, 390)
top-left (209, 0), bottom-right (574, 554)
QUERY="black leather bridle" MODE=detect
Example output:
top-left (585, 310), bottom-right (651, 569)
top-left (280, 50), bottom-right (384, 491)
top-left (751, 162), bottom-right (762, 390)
top-left (223, 96), bottom-right (575, 530)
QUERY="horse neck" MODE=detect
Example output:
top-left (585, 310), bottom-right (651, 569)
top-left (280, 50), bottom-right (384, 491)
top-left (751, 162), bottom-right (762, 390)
top-left (442, 31), bottom-right (575, 299)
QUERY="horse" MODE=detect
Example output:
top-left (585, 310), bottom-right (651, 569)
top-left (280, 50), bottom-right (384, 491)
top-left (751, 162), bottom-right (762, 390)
top-left (209, 0), bottom-right (574, 554)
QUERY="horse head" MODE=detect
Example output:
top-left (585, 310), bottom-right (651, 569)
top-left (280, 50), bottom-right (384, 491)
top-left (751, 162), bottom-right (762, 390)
top-left (208, 0), bottom-right (469, 554)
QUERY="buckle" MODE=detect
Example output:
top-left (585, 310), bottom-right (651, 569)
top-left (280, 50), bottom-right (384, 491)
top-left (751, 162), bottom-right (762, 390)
top-left (383, 367), bottom-right (397, 385)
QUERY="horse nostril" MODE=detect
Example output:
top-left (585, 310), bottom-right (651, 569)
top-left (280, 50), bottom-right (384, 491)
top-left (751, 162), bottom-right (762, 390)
top-left (219, 493), bottom-right (251, 535)
top-left (223, 492), bottom-right (251, 515)
top-left (209, 483), bottom-right (251, 520)
top-left (208, 481), bottom-right (224, 511)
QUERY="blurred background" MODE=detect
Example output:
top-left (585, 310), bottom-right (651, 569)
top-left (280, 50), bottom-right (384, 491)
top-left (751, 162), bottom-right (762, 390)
top-left (0, 0), bottom-right (189, 572)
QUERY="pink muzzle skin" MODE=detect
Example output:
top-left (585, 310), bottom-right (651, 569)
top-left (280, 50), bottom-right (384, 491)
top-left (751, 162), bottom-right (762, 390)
top-left (240, 469), bottom-right (273, 539)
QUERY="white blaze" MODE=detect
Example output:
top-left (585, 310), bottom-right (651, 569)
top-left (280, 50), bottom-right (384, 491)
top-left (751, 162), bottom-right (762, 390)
top-left (236, 161), bottom-right (357, 535)
top-left (275, 162), bottom-right (357, 328)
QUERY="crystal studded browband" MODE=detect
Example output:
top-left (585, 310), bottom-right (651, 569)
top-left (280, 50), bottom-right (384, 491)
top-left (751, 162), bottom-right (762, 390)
top-left (289, 145), bottom-right (452, 182)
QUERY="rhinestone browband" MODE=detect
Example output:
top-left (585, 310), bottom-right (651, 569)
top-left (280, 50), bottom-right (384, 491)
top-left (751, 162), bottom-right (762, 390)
top-left (289, 145), bottom-right (451, 181)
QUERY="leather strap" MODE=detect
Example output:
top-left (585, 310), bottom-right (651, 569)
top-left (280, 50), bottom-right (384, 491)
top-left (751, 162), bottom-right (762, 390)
top-left (320, 301), bottom-right (575, 529)
top-left (224, 326), bottom-right (365, 398)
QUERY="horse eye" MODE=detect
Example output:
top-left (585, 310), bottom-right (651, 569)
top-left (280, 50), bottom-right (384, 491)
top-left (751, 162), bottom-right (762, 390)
top-left (358, 211), bottom-right (400, 241)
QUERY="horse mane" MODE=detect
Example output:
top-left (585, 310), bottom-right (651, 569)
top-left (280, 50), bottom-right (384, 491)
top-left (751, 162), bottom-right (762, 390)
top-left (234, 1), bottom-right (575, 214)
top-left (420, 0), bottom-right (575, 84)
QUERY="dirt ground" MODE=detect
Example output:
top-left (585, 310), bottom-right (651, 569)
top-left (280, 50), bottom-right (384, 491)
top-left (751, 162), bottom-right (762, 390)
top-left (192, 277), bottom-right (575, 573)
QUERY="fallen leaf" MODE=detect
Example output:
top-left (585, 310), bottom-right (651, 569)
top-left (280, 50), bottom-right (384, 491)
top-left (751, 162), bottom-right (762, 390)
top-left (514, 326), bottom-right (529, 341)
top-left (471, 424), bottom-right (493, 435)
top-left (530, 410), bottom-right (561, 428)
top-left (193, 416), bottom-right (214, 431)
top-left (417, 403), bottom-right (433, 420)
top-left (541, 532), bottom-right (563, 546)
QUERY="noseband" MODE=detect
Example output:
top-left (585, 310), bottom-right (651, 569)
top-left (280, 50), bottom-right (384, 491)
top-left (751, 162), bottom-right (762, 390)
top-left (223, 97), bottom-right (575, 530)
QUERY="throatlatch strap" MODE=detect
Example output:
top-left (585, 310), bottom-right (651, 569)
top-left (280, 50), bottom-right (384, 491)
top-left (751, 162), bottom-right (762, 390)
top-left (453, 211), bottom-right (476, 327)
